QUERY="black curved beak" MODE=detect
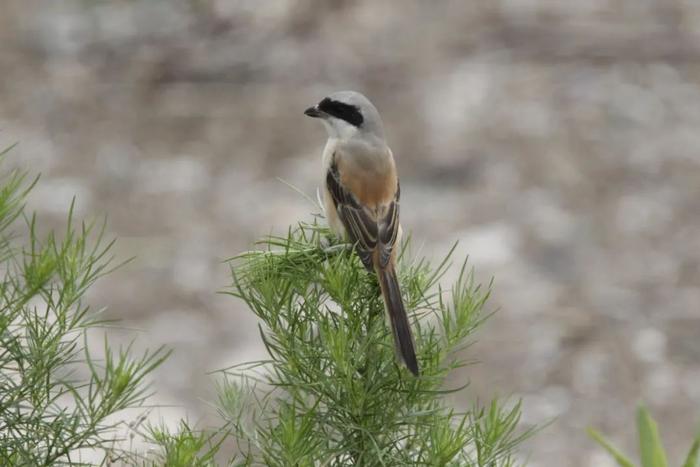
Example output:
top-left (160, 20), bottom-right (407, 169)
top-left (304, 106), bottom-right (323, 118)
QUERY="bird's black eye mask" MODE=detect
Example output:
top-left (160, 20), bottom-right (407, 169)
top-left (318, 98), bottom-right (364, 127)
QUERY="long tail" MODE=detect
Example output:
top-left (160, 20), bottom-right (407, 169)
top-left (376, 263), bottom-right (419, 376)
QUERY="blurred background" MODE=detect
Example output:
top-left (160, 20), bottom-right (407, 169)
top-left (2, 1), bottom-right (699, 464)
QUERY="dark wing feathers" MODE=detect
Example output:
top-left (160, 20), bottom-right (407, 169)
top-left (377, 181), bottom-right (400, 267)
top-left (377, 193), bottom-right (399, 268)
top-left (326, 158), bottom-right (399, 270)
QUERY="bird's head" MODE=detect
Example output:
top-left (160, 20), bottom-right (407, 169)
top-left (304, 91), bottom-right (385, 141)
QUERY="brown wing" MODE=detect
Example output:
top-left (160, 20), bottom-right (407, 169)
top-left (326, 158), bottom-right (400, 271)
top-left (377, 181), bottom-right (400, 268)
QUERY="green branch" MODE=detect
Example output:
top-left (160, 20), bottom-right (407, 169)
top-left (214, 219), bottom-right (531, 466)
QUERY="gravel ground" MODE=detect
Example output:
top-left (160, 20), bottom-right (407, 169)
top-left (2, 1), bottom-right (700, 464)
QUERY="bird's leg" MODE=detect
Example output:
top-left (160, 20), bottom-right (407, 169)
top-left (319, 233), bottom-right (332, 249)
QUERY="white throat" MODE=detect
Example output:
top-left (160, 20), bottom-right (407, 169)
top-left (321, 117), bottom-right (360, 141)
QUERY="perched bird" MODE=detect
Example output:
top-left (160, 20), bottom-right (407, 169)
top-left (304, 91), bottom-right (419, 376)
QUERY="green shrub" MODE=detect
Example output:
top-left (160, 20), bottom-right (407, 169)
top-left (0, 148), bottom-right (168, 466)
top-left (0, 144), bottom-right (531, 465)
top-left (208, 218), bottom-right (532, 466)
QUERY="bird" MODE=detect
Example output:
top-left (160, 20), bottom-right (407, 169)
top-left (304, 90), bottom-right (419, 376)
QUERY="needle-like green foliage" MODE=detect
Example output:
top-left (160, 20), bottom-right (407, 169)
top-left (217, 217), bottom-right (532, 466)
top-left (0, 145), bottom-right (531, 466)
top-left (0, 149), bottom-right (169, 466)
top-left (588, 404), bottom-right (700, 467)
top-left (144, 421), bottom-right (227, 467)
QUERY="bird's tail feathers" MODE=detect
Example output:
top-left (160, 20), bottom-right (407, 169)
top-left (376, 263), bottom-right (419, 376)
